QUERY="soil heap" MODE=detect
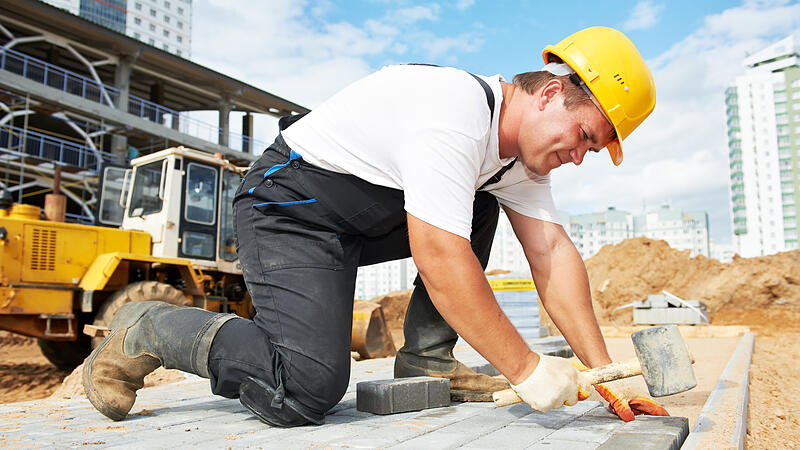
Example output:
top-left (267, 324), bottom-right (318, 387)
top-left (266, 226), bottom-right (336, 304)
top-left (585, 237), bottom-right (800, 333)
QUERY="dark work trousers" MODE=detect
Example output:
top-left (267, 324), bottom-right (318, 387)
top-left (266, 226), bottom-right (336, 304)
top-left (207, 133), bottom-right (500, 420)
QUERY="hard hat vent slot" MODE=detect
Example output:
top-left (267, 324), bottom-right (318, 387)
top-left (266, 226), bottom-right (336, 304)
top-left (613, 73), bottom-right (625, 85)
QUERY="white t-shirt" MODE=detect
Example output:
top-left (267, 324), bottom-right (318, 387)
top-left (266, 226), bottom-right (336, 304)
top-left (282, 64), bottom-right (559, 240)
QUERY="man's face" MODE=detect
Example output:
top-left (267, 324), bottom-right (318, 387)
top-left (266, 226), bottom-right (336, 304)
top-left (516, 85), bottom-right (615, 176)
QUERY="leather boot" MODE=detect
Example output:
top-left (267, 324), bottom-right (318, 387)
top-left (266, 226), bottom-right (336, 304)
top-left (83, 301), bottom-right (235, 421)
top-left (394, 284), bottom-right (509, 400)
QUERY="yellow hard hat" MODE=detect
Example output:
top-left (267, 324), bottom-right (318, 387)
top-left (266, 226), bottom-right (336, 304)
top-left (543, 26), bottom-right (656, 166)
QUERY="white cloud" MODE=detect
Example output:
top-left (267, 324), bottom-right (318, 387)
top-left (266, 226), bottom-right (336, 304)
top-left (389, 5), bottom-right (441, 24)
top-left (190, 0), bottom-right (483, 142)
top-left (552, 1), bottom-right (800, 244)
top-left (623, 1), bottom-right (665, 31)
top-left (454, 0), bottom-right (475, 11)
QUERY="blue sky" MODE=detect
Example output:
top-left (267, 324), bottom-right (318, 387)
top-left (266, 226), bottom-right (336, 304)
top-left (191, 0), bottom-right (800, 247)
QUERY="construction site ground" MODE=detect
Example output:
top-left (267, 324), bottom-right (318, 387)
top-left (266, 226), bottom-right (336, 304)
top-left (0, 237), bottom-right (798, 448)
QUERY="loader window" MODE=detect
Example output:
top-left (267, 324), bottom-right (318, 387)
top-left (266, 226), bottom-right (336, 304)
top-left (182, 231), bottom-right (215, 259)
top-left (99, 167), bottom-right (128, 225)
top-left (185, 163), bottom-right (217, 225)
top-left (219, 169), bottom-right (240, 261)
top-left (128, 161), bottom-right (164, 217)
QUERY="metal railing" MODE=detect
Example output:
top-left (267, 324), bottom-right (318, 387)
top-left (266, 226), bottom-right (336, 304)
top-left (0, 48), bottom-right (267, 152)
top-left (0, 124), bottom-right (115, 173)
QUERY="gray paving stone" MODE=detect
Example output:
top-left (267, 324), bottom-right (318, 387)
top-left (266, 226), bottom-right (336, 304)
top-left (619, 415), bottom-right (689, 440)
top-left (357, 376), bottom-right (450, 415)
top-left (596, 432), bottom-right (681, 450)
top-left (545, 418), bottom-right (620, 443)
top-left (529, 438), bottom-right (603, 449)
top-left (461, 421), bottom-right (553, 449)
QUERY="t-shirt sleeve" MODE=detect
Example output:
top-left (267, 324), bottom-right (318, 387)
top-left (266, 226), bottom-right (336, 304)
top-left (396, 128), bottom-right (482, 240)
top-left (489, 172), bottom-right (561, 225)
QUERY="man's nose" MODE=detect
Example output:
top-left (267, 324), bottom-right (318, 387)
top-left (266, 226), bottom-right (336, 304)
top-left (571, 146), bottom-right (588, 165)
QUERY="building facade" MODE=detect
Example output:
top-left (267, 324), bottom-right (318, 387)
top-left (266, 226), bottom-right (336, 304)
top-left (561, 205), bottom-right (710, 260)
top-left (725, 34), bottom-right (800, 256)
top-left (41, 0), bottom-right (192, 57)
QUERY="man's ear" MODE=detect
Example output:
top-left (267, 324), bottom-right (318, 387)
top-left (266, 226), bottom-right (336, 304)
top-left (537, 79), bottom-right (564, 111)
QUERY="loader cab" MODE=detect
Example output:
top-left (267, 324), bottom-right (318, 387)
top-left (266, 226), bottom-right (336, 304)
top-left (109, 147), bottom-right (245, 272)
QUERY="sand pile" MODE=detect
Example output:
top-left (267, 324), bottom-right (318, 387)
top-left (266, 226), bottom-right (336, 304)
top-left (585, 237), bottom-right (800, 328)
top-left (48, 363), bottom-right (186, 400)
top-left (0, 331), bottom-right (68, 403)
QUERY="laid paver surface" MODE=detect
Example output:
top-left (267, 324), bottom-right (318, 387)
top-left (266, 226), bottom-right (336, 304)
top-left (0, 338), bottom-right (689, 449)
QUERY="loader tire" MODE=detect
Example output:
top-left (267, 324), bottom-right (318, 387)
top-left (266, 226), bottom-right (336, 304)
top-left (37, 336), bottom-right (91, 370)
top-left (91, 281), bottom-right (191, 348)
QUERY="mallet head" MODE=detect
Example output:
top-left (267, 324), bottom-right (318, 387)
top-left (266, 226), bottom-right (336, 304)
top-left (631, 325), bottom-right (697, 397)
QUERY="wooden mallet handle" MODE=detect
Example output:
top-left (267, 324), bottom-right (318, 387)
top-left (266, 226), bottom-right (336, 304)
top-left (492, 358), bottom-right (642, 407)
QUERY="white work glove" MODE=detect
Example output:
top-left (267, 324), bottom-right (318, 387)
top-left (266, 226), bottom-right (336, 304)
top-left (510, 354), bottom-right (592, 413)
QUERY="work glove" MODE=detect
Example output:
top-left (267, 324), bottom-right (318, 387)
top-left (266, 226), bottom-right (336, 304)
top-left (510, 354), bottom-right (592, 413)
top-left (571, 362), bottom-right (670, 422)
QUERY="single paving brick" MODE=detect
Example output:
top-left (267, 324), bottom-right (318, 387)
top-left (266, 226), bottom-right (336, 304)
top-left (356, 376), bottom-right (450, 415)
top-left (596, 432), bottom-right (682, 450)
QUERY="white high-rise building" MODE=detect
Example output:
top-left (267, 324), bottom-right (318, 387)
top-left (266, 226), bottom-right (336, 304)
top-left (561, 205), bottom-right (710, 259)
top-left (634, 205), bottom-right (710, 258)
top-left (486, 209), bottom-right (529, 274)
top-left (560, 207), bottom-right (634, 259)
top-left (354, 259), bottom-right (417, 300)
top-left (725, 33), bottom-right (800, 256)
top-left (41, 0), bottom-right (192, 58)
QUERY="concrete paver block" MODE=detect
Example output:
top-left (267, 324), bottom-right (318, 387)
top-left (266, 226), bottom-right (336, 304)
top-left (597, 432), bottom-right (681, 450)
top-left (356, 376), bottom-right (450, 415)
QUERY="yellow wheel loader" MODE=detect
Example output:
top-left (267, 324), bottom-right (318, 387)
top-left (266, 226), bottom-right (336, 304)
top-left (0, 147), bottom-right (394, 369)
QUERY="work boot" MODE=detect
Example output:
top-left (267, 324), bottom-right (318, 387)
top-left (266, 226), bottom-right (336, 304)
top-left (83, 301), bottom-right (235, 421)
top-left (394, 285), bottom-right (510, 400)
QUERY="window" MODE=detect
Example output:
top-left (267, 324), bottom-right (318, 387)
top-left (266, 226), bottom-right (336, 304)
top-left (185, 163), bottom-right (218, 225)
top-left (178, 6), bottom-right (184, 14)
top-left (134, 17), bottom-right (141, 25)
top-left (165, 0), bottom-right (171, 8)
top-left (150, 8), bottom-right (157, 16)
top-left (177, 49), bottom-right (182, 56)
top-left (163, 43), bottom-right (169, 51)
top-left (164, 16), bottom-right (170, 23)
top-left (99, 167), bottom-right (129, 226)
top-left (219, 170), bottom-right (239, 261)
top-left (134, 32), bottom-right (141, 39)
top-left (149, 23), bottom-right (156, 31)
top-left (177, 35), bottom-right (182, 43)
top-left (182, 231), bottom-right (215, 259)
top-left (128, 161), bottom-right (164, 217)
top-left (135, 2), bottom-right (142, 10)
top-left (149, 38), bottom-right (155, 45)
top-left (163, 29), bottom-right (169, 37)
top-left (178, 21), bottom-right (183, 29)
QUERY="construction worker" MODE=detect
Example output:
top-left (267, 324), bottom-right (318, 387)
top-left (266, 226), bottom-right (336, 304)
top-left (83, 26), bottom-right (668, 426)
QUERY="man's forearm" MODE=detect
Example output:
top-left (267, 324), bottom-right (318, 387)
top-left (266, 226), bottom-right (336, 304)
top-left (407, 214), bottom-right (538, 384)
top-left (529, 239), bottom-right (611, 369)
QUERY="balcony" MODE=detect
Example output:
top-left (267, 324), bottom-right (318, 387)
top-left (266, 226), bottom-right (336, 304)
top-left (0, 124), bottom-right (114, 173)
top-left (0, 47), bottom-right (266, 152)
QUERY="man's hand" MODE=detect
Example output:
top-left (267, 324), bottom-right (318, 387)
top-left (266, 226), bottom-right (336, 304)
top-left (510, 355), bottom-right (592, 413)
top-left (571, 362), bottom-right (669, 421)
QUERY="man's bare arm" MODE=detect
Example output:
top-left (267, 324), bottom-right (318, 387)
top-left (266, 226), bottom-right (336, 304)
top-left (406, 213), bottom-right (538, 384)
top-left (504, 206), bottom-right (611, 369)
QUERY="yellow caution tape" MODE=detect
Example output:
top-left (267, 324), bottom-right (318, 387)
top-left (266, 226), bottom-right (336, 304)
top-left (488, 278), bottom-right (536, 291)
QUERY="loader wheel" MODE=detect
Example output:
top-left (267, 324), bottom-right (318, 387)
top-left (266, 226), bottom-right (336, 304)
top-left (91, 281), bottom-right (191, 348)
top-left (37, 336), bottom-right (92, 370)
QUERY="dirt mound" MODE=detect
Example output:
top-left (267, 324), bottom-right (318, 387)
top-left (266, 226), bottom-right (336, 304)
top-left (49, 363), bottom-right (187, 400)
top-left (585, 237), bottom-right (800, 326)
top-left (0, 331), bottom-right (35, 347)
